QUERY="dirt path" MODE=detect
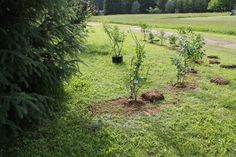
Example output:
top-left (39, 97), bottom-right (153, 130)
top-left (131, 27), bottom-right (236, 49)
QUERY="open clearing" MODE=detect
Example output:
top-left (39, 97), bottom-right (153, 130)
top-left (3, 14), bottom-right (236, 156)
top-left (90, 13), bottom-right (236, 35)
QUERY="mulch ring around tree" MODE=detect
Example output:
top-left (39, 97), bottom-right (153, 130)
top-left (207, 55), bottom-right (220, 59)
top-left (220, 64), bottom-right (236, 69)
top-left (209, 60), bottom-right (221, 65)
top-left (167, 81), bottom-right (199, 91)
top-left (210, 77), bottom-right (230, 85)
top-left (195, 60), bottom-right (204, 65)
top-left (189, 68), bottom-right (198, 74)
top-left (91, 90), bottom-right (170, 116)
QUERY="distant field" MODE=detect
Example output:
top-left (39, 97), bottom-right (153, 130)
top-left (90, 12), bottom-right (236, 35)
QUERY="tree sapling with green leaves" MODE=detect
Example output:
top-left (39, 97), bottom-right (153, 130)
top-left (159, 30), bottom-right (166, 46)
top-left (171, 27), bottom-right (205, 86)
top-left (171, 57), bottom-right (190, 86)
top-left (169, 34), bottom-right (178, 49)
top-left (103, 24), bottom-right (125, 63)
top-left (148, 32), bottom-right (155, 43)
top-left (178, 28), bottom-right (205, 69)
top-left (140, 23), bottom-right (149, 41)
top-left (129, 33), bottom-right (148, 102)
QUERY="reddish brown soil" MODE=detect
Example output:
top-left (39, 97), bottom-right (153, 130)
top-left (195, 60), bottom-right (204, 65)
top-left (141, 89), bottom-right (165, 102)
top-left (210, 77), bottom-right (230, 85)
top-left (220, 64), bottom-right (236, 69)
top-left (91, 90), bottom-right (169, 116)
top-left (207, 55), bottom-right (219, 59)
top-left (189, 68), bottom-right (198, 74)
top-left (209, 60), bottom-right (221, 65)
top-left (166, 82), bottom-right (198, 91)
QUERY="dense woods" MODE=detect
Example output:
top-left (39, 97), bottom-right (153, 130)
top-left (100, 0), bottom-right (235, 14)
top-left (0, 0), bottom-right (90, 141)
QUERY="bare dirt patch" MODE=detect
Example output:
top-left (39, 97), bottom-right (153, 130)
top-left (91, 90), bottom-right (169, 116)
top-left (189, 68), bottom-right (198, 74)
top-left (195, 60), bottom-right (204, 65)
top-left (210, 77), bottom-right (230, 85)
top-left (141, 89), bottom-right (165, 102)
top-left (207, 55), bottom-right (219, 59)
top-left (209, 60), bottom-right (221, 65)
top-left (204, 38), bottom-right (236, 49)
top-left (165, 82), bottom-right (198, 92)
top-left (220, 64), bottom-right (236, 69)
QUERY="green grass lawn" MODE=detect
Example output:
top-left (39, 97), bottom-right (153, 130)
top-left (2, 23), bottom-right (236, 157)
top-left (90, 13), bottom-right (236, 35)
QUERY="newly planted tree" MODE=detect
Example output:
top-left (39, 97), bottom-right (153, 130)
top-left (172, 27), bottom-right (205, 85)
top-left (103, 24), bottom-right (125, 63)
top-left (129, 33), bottom-right (148, 102)
top-left (171, 57), bottom-right (189, 85)
top-left (140, 23), bottom-right (149, 41)
top-left (148, 32), bottom-right (155, 43)
top-left (159, 30), bottom-right (166, 46)
top-left (169, 34), bottom-right (178, 49)
top-left (178, 28), bottom-right (205, 69)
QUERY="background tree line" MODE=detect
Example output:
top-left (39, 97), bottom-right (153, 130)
top-left (97, 0), bottom-right (236, 15)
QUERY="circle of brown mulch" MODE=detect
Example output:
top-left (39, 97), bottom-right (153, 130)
top-left (189, 68), bottom-right (198, 74)
top-left (91, 90), bottom-right (168, 116)
top-left (210, 77), bottom-right (230, 85)
top-left (195, 60), bottom-right (204, 65)
top-left (141, 89), bottom-right (165, 102)
top-left (220, 64), bottom-right (236, 69)
top-left (207, 55), bottom-right (220, 59)
top-left (209, 60), bottom-right (221, 65)
top-left (166, 81), bottom-right (198, 91)
top-left (173, 83), bottom-right (187, 88)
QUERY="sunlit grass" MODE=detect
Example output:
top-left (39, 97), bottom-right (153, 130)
top-left (90, 13), bottom-right (236, 35)
top-left (3, 23), bottom-right (236, 157)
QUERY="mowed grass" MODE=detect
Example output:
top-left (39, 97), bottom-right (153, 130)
top-left (90, 12), bottom-right (236, 35)
top-left (2, 23), bottom-right (236, 157)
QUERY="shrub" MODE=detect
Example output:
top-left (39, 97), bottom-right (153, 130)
top-left (0, 0), bottom-right (89, 141)
top-left (169, 34), bottom-right (178, 48)
top-left (103, 24), bottom-right (125, 57)
top-left (171, 57), bottom-right (189, 84)
top-left (148, 32), bottom-right (155, 43)
top-left (129, 33), bottom-right (148, 102)
top-left (178, 28), bottom-right (205, 68)
top-left (140, 23), bottom-right (149, 41)
top-left (172, 27), bottom-right (205, 85)
top-left (159, 30), bottom-right (166, 46)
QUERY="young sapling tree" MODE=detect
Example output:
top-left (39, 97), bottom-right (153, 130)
top-left (103, 24), bottom-right (125, 63)
top-left (159, 30), bottom-right (166, 46)
top-left (178, 28), bottom-right (205, 69)
top-left (129, 33), bottom-right (148, 102)
top-left (171, 27), bottom-right (205, 86)
top-left (169, 34), bottom-right (178, 49)
top-left (148, 32), bottom-right (155, 43)
top-left (140, 23), bottom-right (149, 41)
top-left (171, 57), bottom-right (189, 85)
